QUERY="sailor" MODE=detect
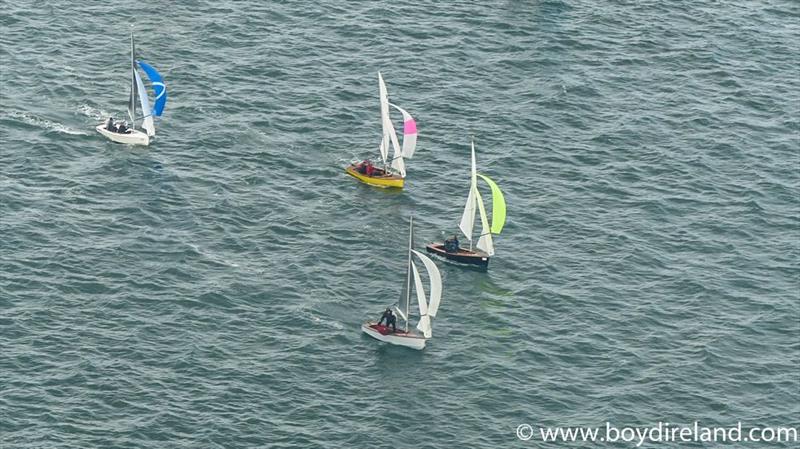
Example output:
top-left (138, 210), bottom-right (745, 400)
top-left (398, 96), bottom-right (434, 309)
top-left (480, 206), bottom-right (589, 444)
top-left (444, 235), bottom-right (460, 253)
top-left (358, 160), bottom-right (369, 175)
top-left (377, 308), bottom-right (396, 332)
top-left (105, 117), bottom-right (114, 131)
top-left (365, 160), bottom-right (375, 176)
top-left (117, 121), bottom-right (128, 133)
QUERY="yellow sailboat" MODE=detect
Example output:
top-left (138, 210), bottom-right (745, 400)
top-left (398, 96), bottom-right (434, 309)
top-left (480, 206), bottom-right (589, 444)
top-left (346, 72), bottom-right (418, 189)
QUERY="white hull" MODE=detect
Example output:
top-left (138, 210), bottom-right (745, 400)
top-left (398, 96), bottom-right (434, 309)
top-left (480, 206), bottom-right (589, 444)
top-left (96, 124), bottom-right (150, 146)
top-left (361, 322), bottom-right (427, 350)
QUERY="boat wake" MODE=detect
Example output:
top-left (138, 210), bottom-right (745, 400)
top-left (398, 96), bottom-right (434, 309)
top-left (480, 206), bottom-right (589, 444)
top-left (77, 104), bottom-right (111, 121)
top-left (5, 110), bottom-right (89, 135)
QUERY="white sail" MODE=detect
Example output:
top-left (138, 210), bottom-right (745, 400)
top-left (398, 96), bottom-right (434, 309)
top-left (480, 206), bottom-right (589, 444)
top-left (458, 142), bottom-right (479, 240)
top-left (128, 33), bottom-right (136, 124)
top-left (391, 150), bottom-right (406, 177)
top-left (411, 261), bottom-right (431, 338)
top-left (459, 186), bottom-right (476, 241)
top-left (135, 69), bottom-right (155, 136)
top-left (378, 73), bottom-right (405, 176)
top-left (378, 136), bottom-right (388, 165)
top-left (411, 249), bottom-right (442, 318)
top-left (389, 103), bottom-right (418, 159)
top-left (394, 306), bottom-right (408, 323)
top-left (475, 189), bottom-right (495, 256)
top-left (385, 108), bottom-right (403, 176)
top-left (378, 73), bottom-right (391, 166)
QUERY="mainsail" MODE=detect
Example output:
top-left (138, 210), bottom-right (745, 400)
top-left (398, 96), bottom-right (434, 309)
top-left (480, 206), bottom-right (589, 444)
top-left (378, 72), bottom-right (391, 166)
top-left (127, 33), bottom-right (137, 125)
top-left (459, 141), bottom-right (479, 242)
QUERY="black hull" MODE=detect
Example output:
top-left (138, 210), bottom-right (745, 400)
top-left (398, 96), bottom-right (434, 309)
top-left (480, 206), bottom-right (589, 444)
top-left (425, 243), bottom-right (490, 270)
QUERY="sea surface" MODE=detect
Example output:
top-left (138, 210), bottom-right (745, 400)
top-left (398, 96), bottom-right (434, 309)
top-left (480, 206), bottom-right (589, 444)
top-left (1, 1), bottom-right (798, 448)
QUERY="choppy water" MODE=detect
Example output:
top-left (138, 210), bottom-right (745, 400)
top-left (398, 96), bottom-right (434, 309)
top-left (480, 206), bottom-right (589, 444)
top-left (1, 1), bottom-right (799, 447)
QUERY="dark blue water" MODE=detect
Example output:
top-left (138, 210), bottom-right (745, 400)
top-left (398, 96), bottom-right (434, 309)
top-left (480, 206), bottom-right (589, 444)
top-left (1, 1), bottom-right (798, 447)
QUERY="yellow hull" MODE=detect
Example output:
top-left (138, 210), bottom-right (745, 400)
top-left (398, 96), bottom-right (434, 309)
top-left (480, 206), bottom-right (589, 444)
top-left (345, 165), bottom-right (404, 189)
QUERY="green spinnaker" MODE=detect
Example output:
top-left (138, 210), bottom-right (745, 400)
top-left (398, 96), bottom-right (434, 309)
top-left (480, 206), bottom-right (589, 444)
top-left (477, 174), bottom-right (506, 234)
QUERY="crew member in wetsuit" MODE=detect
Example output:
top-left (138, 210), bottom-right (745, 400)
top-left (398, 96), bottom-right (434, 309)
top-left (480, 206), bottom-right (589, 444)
top-left (444, 235), bottom-right (460, 253)
top-left (377, 308), bottom-right (396, 332)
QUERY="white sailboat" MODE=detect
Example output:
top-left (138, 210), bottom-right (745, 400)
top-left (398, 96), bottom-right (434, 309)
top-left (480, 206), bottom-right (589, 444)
top-left (426, 139), bottom-right (506, 269)
top-left (362, 216), bottom-right (443, 350)
top-left (96, 31), bottom-right (167, 146)
top-left (345, 72), bottom-right (418, 188)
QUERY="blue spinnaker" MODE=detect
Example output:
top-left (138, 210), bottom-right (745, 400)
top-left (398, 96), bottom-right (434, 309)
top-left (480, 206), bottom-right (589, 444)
top-left (137, 61), bottom-right (167, 116)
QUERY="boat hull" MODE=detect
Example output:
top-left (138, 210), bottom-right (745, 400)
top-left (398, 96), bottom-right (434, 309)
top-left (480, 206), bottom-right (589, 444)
top-left (96, 124), bottom-right (150, 146)
top-left (345, 164), bottom-right (404, 188)
top-left (425, 243), bottom-right (490, 270)
top-left (361, 322), bottom-right (426, 350)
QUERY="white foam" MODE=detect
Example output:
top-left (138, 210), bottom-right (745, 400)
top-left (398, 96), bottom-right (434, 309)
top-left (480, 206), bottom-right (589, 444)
top-left (6, 110), bottom-right (89, 135)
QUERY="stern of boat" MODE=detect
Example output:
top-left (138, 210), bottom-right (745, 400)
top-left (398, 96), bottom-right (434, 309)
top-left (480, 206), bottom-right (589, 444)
top-left (426, 243), bottom-right (490, 270)
top-left (361, 321), bottom-right (426, 350)
top-left (96, 124), bottom-right (150, 146)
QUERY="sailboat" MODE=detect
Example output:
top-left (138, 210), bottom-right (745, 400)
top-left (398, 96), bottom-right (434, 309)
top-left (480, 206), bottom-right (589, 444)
top-left (96, 31), bottom-right (167, 146)
top-left (426, 140), bottom-right (506, 270)
top-left (345, 72), bottom-right (418, 189)
top-left (362, 216), bottom-right (443, 350)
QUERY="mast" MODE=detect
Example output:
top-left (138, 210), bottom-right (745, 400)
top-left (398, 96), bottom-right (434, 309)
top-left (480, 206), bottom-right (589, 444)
top-left (404, 216), bottom-right (413, 332)
top-left (469, 139), bottom-right (475, 251)
top-left (128, 30), bottom-right (137, 127)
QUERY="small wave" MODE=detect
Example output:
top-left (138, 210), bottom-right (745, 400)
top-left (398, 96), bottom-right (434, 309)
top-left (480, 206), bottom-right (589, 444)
top-left (186, 243), bottom-right (241, 268)
top-left (5, 110), bottom-right (89, 135)
top-left (311, 315), bottom-right (344, 330)
top-left (77, 104), bottom-right (111, 121)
